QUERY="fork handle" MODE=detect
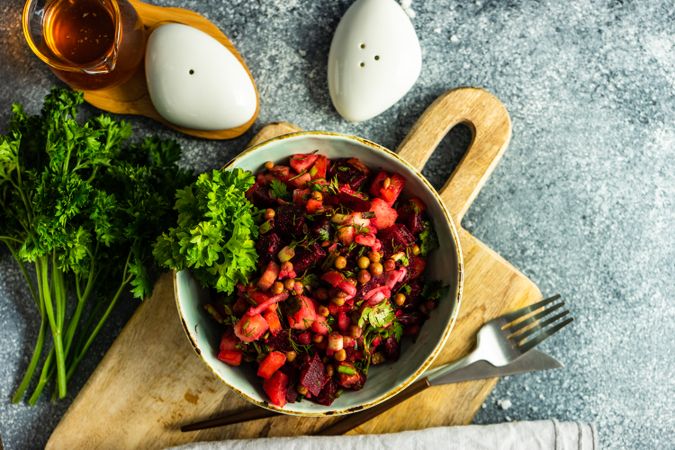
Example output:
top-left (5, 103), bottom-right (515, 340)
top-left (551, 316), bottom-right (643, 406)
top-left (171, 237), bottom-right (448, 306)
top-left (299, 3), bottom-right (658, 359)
top-left (317, 377), bottom-right (431, 435)
top-left (181, 406), bottom-right (278, 432)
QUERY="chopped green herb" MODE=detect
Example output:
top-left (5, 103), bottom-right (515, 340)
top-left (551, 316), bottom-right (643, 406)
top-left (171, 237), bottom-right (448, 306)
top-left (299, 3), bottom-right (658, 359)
top-left (337, 365), bottom-right (357, 375)
top-left (419, 221), bottom-right (439, 256)
top-left (269, 178), bottom-right (289, 199)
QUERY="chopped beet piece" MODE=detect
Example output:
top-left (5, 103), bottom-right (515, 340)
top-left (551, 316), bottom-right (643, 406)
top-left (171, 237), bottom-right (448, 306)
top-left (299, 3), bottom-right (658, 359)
top-left (337, 185), bottom-right (371, 211)
top-left (256, 233), bottom-right (281, 265)
top-left (315, 378), bottom-right (339, 406)
top-left (265, 332), bottom-right (293, 352)
top-left (378, 224), bottom-right (415, 256)
top-left (299, 353), bottom-right (326, 396)
top-left (246, 182), bottom-right (276, 208)
top-left (275, 205), bottom-right (306, 237)
top-left (328, 159), bottom-right (369, 190)
top-left (382, 336), bottom-right (401, 361)
top-left (397, 199), bottom-right (426, 234)
top-left (292, 242), bottom-right (326, 273)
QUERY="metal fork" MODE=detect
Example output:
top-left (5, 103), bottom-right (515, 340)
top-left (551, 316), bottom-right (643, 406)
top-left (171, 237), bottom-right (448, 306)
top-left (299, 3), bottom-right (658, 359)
top-left (430, 293), bottom-right (573, 374)
top-left (181, 294), bottom-right (572, 434)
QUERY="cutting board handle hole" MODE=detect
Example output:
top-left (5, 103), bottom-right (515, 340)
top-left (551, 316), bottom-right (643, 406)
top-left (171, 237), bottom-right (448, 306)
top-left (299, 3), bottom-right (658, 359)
top-left (421, 123), bottom-right (472, 191)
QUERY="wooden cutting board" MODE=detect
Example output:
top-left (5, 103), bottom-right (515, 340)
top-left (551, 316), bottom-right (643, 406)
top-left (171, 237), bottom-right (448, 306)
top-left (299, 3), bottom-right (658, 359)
top-left (47, 88), bottom-right (542, 449)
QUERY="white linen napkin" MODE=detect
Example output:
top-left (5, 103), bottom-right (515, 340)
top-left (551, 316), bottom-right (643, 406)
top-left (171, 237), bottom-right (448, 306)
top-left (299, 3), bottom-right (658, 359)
top-left (170, 420), bottom-right (597, 450)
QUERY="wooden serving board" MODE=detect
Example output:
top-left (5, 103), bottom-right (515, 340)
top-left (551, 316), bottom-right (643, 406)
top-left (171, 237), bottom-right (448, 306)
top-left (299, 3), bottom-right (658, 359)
top-left (47, 88), bottom-right (542, 449)
top-left (81, 0), bottom-right (259, 140)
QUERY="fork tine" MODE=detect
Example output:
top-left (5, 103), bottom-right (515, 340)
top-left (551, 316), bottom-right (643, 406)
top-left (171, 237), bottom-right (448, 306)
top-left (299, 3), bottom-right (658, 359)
top-left (507, 301), bottom-right (565, 335)
top-left (518, 317), bottom-right (574, 353)
top-left (513, 310), bottom-right (569, 342)
top-left (500, 294), bottom-right (561, 323)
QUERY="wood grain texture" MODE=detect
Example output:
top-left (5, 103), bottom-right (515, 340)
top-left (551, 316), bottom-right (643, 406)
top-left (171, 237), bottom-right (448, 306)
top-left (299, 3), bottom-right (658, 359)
top-left (47, 88), bottom-right (542, 449)
top-left (81, 0), bottom-right (259, 140)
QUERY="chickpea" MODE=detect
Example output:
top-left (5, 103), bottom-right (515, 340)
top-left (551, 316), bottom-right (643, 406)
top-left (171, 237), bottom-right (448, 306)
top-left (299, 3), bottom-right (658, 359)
top-left (368, 251), bottom-right (382, 263)
top-left (349, 325), bottom-right (363, 339)
top-left (412, 244), bottom-right (421, 256)
top-left (394, 293), bottom-right (406, 306)
top-left (371, 352), bottom-right (385, 365)
top-left (293, 281), bottom-right (304, 294)
top-left (318, 305), bottom-right (330, 317)
top-left (286, 350), bottom-right (297, 362)
top-left (271, 281), bottom-right (284, 295)
top-left (264, 161), bottom-right (275, 170)
top-left (297, 385), bottom-right (308, 396)
top-left (334, 349), bottom-right (347, 362)
top-left (358, 269), bottom-right (371, 284)
top-left (334, 255), bottom-right (347, 270)
top-left (313, 334), bottom-right (324, 344)
top-left (326, 364), bottom-right (335, 377)
top-left (331, 296), bottom-right (346, 306)
top-left (264, 208), bottom-right (275, 220)
top-left (384, 259), bottom-right (396, 272)
top-left (281, 261), bottom-right (294, 273)
top-left (370, 262), bottom-right (383, 276)
top-left (311, 191), bottom-right (323, 201)
top-left (357, 256), bottom-right (370, 269)
top-left (284, 278), bottom-right (296, 291)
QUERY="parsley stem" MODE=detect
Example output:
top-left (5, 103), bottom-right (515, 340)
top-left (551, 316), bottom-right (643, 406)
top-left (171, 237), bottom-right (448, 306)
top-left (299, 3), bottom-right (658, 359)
top-left (12, 315), bottom-right (46, 403)
top-left (39, 256), bottom-right (67, 399)
top-left (27, 348), bottom-right (54, 406)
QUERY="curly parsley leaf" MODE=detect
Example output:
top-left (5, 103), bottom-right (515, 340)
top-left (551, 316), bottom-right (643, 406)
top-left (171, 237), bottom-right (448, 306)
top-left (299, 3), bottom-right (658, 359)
top-left (154, 168), bottom-right (260, 294)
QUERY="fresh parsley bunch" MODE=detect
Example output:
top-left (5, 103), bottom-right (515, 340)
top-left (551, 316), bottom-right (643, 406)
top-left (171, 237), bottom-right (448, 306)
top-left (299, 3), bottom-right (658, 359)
top-left (0, 88), bottom-right (192, 403)
top-left (153, 168), bottom-right (260, 295)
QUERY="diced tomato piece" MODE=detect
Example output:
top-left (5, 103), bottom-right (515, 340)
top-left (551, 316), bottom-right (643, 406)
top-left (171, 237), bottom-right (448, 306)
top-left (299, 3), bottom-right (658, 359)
top-left (312, 315), bottom-right (330, 335)
top-left (355, 233), bottom-right (381, 252)
top-left (369, 171), bottom-right (389, 197)
top-left (263, 308), bottom-right (283, 335)
top-left (249, 290), bottom-right (271, 305)
top-left (321, 271), bottom-right (345, 288)
top-left (293, 188), bottom-right (310, 205)
top-left (384, 268), bottom-right (407, 289)
top-left (310, 155), bottom-right (329, 179)
top-left (290, 154), bottom-right (319, 173)
top-left (379, 174), bottom-right (405, 205)
top-left (257, 351), bottom-right (287, 379)
top-left (305, 198), bottom-right (323, 213)
top-left (337, 311), bottom-right (350, 331)
top-left (336, 362), bottom-right (362, 388)
top-left (290, 172), bottom-right (311, 187)
top-left (263, 370), bottom-right (289, 407)
top-left (369, 198), bottom-right (398, 229)
top-left (219, 331), bottom-right (239, 352)
top-left (248, 292), bottom-right (289, 316)
top-left (217, 349), bottom-right (243, 366)
top-left (371, 336), bottom-right (382, 348)
top-left (257, 261), bottom-right (280, 291)
top-left (234, 314), bottom-right (269, 343)
top-left (408, 256), bottom-right (427, 279)
top-left (287, 296), bottom-right (316, 330)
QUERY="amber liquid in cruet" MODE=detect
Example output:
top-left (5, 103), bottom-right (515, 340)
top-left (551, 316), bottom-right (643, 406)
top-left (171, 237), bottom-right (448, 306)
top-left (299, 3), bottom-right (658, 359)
top-left (44, 0), bottom-right (116, 66)
top-left (38, 0), bottom-right (145, 90)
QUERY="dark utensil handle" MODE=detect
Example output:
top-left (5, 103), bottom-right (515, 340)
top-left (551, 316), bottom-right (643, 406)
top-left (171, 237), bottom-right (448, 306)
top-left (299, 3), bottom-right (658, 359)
top-left (181, 406), bottom-right (279, 432)
top-left (317, 377), bottom-right (431, 436)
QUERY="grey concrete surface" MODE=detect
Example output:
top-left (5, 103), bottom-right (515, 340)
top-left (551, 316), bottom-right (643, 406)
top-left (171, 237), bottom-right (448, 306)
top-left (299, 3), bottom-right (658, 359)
top-left (0, 0), bottom-right (673, 448)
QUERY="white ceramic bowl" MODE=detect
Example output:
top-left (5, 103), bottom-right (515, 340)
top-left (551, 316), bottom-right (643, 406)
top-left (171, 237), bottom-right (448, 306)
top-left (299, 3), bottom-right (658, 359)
top-left (174, 131), bottom-right (463, 416)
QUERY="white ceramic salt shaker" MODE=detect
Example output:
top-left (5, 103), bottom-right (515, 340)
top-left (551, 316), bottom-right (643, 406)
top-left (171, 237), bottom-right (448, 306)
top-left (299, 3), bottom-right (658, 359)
top-left (145, 23), bottom-right (257, 131)
top-left (328, 0), bottom-right (422, 122)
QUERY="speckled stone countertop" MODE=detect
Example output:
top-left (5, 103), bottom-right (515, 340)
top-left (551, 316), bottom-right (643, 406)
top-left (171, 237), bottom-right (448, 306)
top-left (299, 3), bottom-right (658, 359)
top-left (0, 0), bottom-right (673, 448)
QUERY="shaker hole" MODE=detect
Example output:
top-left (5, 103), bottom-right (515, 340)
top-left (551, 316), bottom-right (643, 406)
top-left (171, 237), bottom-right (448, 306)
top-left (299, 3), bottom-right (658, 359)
top-left (189, 69), bottom-right (195, 75)
top-left (360, 62), bottom-right (365, 67)
top-left (374, 55), bottom-right (380, 61)
top-left (360, 43), bottom-right (366, 49)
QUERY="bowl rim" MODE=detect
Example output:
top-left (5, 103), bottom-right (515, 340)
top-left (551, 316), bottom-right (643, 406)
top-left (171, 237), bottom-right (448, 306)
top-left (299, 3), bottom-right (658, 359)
top-left (173, 130), bottom-right (464, 416)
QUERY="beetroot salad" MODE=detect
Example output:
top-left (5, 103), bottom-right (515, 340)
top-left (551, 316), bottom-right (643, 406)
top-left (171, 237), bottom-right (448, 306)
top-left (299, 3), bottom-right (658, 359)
top-left (204, 153), bottom-right (447, 407)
